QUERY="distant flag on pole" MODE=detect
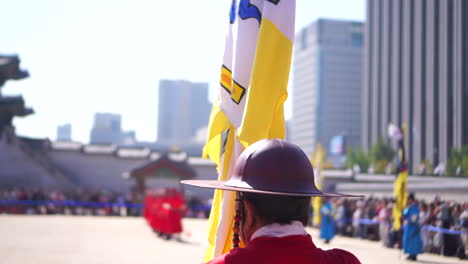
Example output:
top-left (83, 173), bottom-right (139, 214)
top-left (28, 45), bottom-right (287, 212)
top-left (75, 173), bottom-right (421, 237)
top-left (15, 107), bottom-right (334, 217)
top-left (311, 143), bottom-right (326, 226)
top-left (202, 0), bottom-right (296, 261)
top-left (388, 123), bottom-right (408, 231)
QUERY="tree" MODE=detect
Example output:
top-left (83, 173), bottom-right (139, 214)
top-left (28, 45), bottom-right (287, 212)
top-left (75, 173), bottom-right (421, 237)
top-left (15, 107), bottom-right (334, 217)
top-left (369, 138), bottom-right (395, 166)
top-left (346, 139), bottom-right (397, 175)
top-left (462, 156), bottom-right (468, 177)
top-left (419, 159), bottom-right (433, 176)
top-left (461, 145), bottom-right (468, 177)
top-left (446, 148), bottom-right (462, 176)
top-left (346, 146), bottom-right (370, 173)
top-left (446, 146), bottom-right (468, 177)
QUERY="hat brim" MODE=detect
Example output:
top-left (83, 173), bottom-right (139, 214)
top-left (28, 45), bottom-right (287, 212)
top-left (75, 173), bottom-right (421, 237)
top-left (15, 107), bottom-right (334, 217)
top-left (181, 180), bottom-right (363, 198)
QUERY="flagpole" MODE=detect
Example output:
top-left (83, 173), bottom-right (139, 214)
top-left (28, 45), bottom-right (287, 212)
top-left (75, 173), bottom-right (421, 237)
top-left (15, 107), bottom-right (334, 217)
top-left (312, 143), bottom-right (325, 227)
top-left (388, 123), bottom-right (408, 253)
top-left (200, 0), bottom-right (296, 261)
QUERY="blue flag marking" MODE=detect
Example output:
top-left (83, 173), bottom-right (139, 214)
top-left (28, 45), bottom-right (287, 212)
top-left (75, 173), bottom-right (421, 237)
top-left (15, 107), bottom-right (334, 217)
top-left (239, 0), bottom-right (262, 24)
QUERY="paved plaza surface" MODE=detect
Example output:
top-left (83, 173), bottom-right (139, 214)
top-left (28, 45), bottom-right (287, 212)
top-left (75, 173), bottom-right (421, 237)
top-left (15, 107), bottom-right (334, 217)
top-left (0, 215), bottom-right (466, 264)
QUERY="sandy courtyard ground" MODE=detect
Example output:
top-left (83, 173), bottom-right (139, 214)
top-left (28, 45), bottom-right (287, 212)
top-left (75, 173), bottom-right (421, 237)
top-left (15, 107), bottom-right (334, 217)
top-left (0, 215), bottom-right (466, 264)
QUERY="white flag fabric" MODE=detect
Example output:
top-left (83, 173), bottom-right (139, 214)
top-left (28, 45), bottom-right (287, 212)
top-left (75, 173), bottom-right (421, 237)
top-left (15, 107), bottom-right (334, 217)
top-left (202, 0), bottom-right (295, 260)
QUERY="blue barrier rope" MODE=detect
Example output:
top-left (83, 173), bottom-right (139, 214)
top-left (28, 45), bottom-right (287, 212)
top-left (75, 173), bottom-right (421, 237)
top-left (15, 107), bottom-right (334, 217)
top-left (421, 225), bottom-right (467, 235)
top-left (359, 219), bottom-right (379, 225)
top-left (191, 205), bottom-right (211, 211)
top-left (356, 218), bottom-right (467, 235)
top-left (0, 200), bottom-right (144, 209)
top-left (0, 200), bottom-right (215, 211)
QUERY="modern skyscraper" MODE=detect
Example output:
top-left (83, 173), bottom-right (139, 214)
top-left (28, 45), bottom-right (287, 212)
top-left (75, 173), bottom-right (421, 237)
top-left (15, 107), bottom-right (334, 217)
top-left (362, 0), bottom-right (468, 171)
top-left (157, 80), bottom-right (211, 145)
top-left (90, 113), bottom-right (123, 144)
top-left (56, 124), bottom-right (72, 141)
top-left (292, 19), bottom-right (364, 157)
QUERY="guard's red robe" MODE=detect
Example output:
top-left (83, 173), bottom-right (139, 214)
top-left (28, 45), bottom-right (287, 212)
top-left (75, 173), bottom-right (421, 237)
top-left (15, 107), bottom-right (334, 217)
top-left (206, 235), bottom-right (361, 264)
top-left (162, 194), bottom-right (184, 234)
top-left (149, 196), bottom-right (163, 232)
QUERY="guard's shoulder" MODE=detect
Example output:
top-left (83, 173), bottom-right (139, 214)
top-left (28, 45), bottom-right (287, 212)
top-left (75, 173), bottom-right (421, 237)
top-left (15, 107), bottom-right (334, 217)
top-left (321, 248), bottom-right (361, 264)
top-left (204, 254), bottom-right (226, 264)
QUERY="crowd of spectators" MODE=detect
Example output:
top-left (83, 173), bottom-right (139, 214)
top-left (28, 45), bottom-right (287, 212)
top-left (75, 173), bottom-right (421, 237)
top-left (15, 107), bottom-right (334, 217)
top-left (2, 188), bottom-right (466, 258)
top-left (0, 187), bottom-right (211, 218)
top-left (0, 188), bottom-right (142, 216)
top-left (319, 196), bottom-right (468, 259)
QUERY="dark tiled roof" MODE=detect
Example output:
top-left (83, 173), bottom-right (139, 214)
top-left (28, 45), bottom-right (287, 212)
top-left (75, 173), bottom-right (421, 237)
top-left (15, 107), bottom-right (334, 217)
top-left (0, 54), bottom-right (29, 87)
top-left (128, 153), bottom-right (196, 180)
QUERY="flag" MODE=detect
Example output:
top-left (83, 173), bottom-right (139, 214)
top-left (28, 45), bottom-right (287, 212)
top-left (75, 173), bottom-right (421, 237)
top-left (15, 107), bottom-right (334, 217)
top-left (202, 0), bottom-right (296, 261)
top-left (391, 124), bottom-right (407, 231)
top-left (311, 143), bottom-right (325, 226)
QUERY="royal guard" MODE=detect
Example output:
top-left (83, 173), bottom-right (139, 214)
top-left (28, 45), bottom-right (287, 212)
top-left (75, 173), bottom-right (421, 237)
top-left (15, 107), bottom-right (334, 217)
top-left (145, 189), bottom-right (163, 235)
top-left (320, 197), bottom-right (336, 244)
top-left (159, 188), bottom-right (185, 240)
top-left (402, 193), bottom-right (423, 261)
top-left (143, 190), bottom-right (154, 223)
top-left (182, 139), bottom-right (363, 264)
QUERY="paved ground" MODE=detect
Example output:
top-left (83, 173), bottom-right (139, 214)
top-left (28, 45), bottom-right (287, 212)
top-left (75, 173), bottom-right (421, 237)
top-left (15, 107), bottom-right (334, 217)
top-left (0, 215), bottom-right (466, 264)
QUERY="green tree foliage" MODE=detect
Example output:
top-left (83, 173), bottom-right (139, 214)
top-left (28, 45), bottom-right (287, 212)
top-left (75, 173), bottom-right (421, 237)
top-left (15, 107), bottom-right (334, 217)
top-left (369, 138), bottom-right (395, 165)
top-left (462, 156), bottom-right (468, 177)
top-left (345, 146), bottom-right (370, 172)
top-left (446, 149), bottom-right (461, 176)
top-left (374, 160), bottom-right (389, 174)
top-left (346, 139), bottom-right (395, 174)
top-left (462, 146), bottom-right (468, 176)
top-left (446, 145), bottom-right (468, 177)
top-left (419, 159), bottom-right (433, 175)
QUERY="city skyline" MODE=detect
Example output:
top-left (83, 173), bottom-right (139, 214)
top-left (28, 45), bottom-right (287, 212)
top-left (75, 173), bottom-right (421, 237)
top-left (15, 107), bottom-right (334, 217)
top-left (1, 0), bottom-right (365, 143)
top-left (157, 80), bottom-right (211, 145)
top-left (89, 112), bottom-right (136, 145)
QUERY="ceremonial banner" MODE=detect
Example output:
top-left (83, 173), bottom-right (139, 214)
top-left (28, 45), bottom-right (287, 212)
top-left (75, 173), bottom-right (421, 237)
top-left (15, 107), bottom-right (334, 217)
top-left (202, 0), bottom-right (295, 260)
top-left (389, 124), bottom-right (407, 231)
top-left (311, 143), bottom-right (325, 226)
top-left (393, 168), bottom-right (408, 230)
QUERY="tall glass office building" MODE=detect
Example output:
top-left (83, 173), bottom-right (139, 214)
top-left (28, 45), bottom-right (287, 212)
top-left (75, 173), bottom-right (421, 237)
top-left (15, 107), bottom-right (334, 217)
top-left (362, 0), bottom-right (468, 171)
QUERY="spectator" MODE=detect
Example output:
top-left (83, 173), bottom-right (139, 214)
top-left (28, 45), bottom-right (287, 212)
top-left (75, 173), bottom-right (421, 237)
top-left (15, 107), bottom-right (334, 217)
top-left (458, 202), bottom-right (468, 259)
top-left (378, 200), bottom-right (391, 246)
top-left (419, 201), bottom-right (430, 251)
top-left (1, 188), bottom-right (466, 259)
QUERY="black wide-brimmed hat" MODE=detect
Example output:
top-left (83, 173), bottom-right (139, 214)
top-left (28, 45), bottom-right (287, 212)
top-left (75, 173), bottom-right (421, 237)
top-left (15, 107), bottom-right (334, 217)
top-left (182, 139), bottom-right (362, 197)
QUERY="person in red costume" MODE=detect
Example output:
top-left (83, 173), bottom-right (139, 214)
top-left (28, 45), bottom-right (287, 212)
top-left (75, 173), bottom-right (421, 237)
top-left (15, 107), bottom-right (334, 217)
top-left (161, 188), bottom-right (186, 240)
top-left (182, 139), bottom-right (362, 264)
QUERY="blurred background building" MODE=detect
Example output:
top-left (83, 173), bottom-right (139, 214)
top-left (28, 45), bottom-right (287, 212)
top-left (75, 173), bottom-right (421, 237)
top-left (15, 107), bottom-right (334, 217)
top-left (89, 113), bottom-right (135, 145)
top-left (56, 123), bottom-right (72, 142)
top-left (90, 113), bottom-right (122, 144)
top-left (0, 59), bottom-right (217, 198)
top-left (292, 19), bottom-right (363, 156)
top-left (157, 79), bottom-right (211, 146)
top-left (362, 0), bottom-right (468, 171)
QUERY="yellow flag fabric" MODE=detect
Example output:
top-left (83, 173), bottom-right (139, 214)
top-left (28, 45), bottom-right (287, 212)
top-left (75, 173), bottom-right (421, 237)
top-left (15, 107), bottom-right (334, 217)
top-left (311, 143), bottom-right (325, 226)
top-left (392, 169), bottom-right (408, 230)
top-left (202, 99), bottom-right (230, 166)
top-left (236, 18), bottom-right (291, 147)
top-left (392, 124), bottom-right (407, 231)
top-left (202, 0), bottom-right (296, 261)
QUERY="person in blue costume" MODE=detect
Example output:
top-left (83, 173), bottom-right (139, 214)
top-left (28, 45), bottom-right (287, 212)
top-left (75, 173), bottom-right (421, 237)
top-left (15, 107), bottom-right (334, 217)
top-left (403, 193), bottom-right (423, 261)
top-left (320, 198), bottom-right (335, 243)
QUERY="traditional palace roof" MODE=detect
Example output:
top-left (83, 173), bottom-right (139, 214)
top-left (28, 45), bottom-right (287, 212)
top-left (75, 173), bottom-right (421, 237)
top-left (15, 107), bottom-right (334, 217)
top-left (0, 54), bottom-right (29, 88)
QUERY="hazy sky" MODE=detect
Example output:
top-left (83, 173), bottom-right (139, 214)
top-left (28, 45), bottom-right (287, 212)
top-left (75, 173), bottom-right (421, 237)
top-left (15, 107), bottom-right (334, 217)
top-left (1, 0), bottom-right (365, 143)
